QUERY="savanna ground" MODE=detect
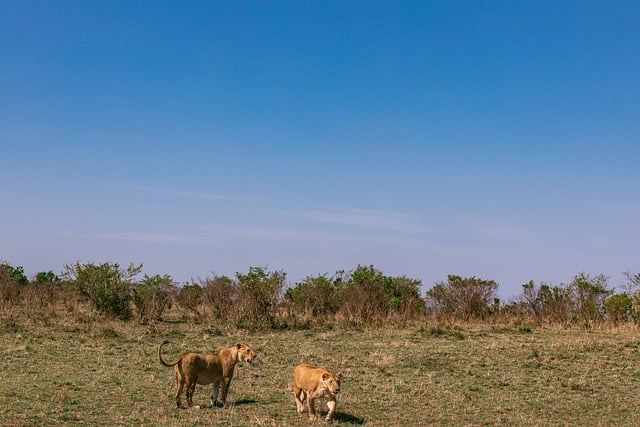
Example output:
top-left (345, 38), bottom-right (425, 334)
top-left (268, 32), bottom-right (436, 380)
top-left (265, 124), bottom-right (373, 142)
top-left (2, 307), bottom-right (640, 426)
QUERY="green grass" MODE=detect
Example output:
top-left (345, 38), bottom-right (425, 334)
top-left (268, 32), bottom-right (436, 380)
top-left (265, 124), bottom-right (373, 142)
top-left (2, 309), bottom-right (640, 426)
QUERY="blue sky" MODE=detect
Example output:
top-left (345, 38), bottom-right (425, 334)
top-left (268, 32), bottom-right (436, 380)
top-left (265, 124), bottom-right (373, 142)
top-left (2, 1), bottom-right (639, 298)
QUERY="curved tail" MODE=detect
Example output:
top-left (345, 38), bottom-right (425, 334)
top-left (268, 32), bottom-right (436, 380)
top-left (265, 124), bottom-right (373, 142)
top-left (158, 340), bottom-right (182, 367)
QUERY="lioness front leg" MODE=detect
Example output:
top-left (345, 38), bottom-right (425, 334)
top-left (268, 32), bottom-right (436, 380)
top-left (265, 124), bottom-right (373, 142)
top-left (308, 397), bottom-right (318, 421)
top-left (219, 377), bottom-right (232, 407)
top-left (325, 399), bottom-right (336, 422)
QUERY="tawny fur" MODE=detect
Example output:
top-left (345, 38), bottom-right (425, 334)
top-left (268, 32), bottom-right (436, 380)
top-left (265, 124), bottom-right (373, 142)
top-left (293, 363), bottom-right (342, 421)
top-left (158, 340), bottom-right (256, 408)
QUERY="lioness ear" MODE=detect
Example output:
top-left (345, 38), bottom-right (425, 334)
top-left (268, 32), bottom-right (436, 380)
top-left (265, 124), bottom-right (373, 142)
top-left (236, 343), bottom-right (242, 350)
top-left (336, 372), bottom-right (342, 381)
top-left (322, 373), bottom-right (330, 381)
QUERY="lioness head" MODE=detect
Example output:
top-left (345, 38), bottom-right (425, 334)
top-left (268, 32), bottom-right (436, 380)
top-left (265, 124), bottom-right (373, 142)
top-left (236, 343), bottom-right (257, 364)
top-left (321, 372), bottom-right (342, 396)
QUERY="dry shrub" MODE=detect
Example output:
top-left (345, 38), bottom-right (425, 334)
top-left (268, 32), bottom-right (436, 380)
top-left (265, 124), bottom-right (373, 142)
top-left (234, 267), bottom-right (286, 330)
top-left (0, 282), bottom-right (22, 305)
top-left (336, 265), bottom-right (425, 326)
top-left (19, 281), bottom-right (74, 309)
top-left (175, 283), bottom-right (203, 317)
top-left (338, 281), bottom-right (387, 325)
top-left (426, 275), bottom-right (498, 321)
top-left (389, 295), bottom-right (427, 322)
top-left (133, 275), bottom-right (176, 324)
top-left (0, 266), bottom-right (22, 305)
top-left (283, 274), bottom-right (342, 327)
top-left (201, 275), bottom-right (237, 320)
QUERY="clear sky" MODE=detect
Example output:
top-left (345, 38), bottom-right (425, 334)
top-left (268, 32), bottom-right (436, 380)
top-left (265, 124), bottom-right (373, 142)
top-left (2, 1), bottom-right (638, 299)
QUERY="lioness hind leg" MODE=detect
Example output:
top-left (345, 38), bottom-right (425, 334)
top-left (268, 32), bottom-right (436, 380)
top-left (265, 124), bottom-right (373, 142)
top-left (185, 382), bottom-right (197, 408)
top-left (210, 382), bottom-right (219, 407)
top-left (293, 386), bottom-right (305, 412)
top-left (175, 383), bottom-right (184, 408)
top-left (174, 371), bottom-right (184, 408)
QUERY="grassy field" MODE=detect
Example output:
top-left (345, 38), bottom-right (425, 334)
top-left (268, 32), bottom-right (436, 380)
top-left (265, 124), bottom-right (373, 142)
top-left (2, 308), bottom-right (640, 426)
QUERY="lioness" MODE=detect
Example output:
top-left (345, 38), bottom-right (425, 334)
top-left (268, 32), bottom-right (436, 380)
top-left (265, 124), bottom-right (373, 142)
top-left (293, 363), bottom-right (342, 422)
top-left (158, 340), bottom-right (256, 408)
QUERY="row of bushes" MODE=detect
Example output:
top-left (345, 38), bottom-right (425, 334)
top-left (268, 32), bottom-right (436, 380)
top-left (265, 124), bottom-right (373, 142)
top-left (1, 261), bottom-right (639, 328)
top-left (0, 262), bottom-right (426, 328)
top-left (512, 273), bottom-right (640, 325)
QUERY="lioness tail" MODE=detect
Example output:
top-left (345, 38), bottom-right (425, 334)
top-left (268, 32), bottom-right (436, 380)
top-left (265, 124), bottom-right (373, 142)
top-left (158, 340), bottom-right (181, 367)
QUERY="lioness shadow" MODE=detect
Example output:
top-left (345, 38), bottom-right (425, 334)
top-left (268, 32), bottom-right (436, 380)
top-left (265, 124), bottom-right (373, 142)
top-left (198, 399), bottom-right (257, 409)
top-left (232, 399), bottom-right (257, 406)
top-left (333, 412), bottom-right (364, 424)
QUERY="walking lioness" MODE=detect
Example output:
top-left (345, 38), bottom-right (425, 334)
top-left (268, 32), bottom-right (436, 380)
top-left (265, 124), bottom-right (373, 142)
top-left (293, 363), bottom-right (342, 421)
top-left (158, 340), bottom-right (256, 408)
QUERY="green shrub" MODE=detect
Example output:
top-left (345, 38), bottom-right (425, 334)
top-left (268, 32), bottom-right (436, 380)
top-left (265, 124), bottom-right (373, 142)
top-left (388, 275), bottom-right (426, 320)
top-left (519, 280), bottom-right (572, 323)
top-left (426, 275), bottom-right (498, 320)
top-left (604, 293), bottom-right (632, 323)
top-left (284, 273), bottom-right (342, 321)
top-left (64, 262), bottom-right (142, 320)
top-left (235, 266), bottom-right (286, 329)
top-left (338, 265), bottom-right (389, 324)
top-left (34, 271), bottom-right (59, 284)
top-left (133, 274), bottom-right (175, 324)
top-left (568, 273), bottom-right (613, 322)
top-left (337, 265), bottom-right (425, 324)
top-left (0, 263), bottom-right (29, 286)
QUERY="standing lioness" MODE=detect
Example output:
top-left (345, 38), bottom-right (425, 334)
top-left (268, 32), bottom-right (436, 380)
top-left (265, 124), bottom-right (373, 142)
top-left (158, 340), bottom-right (256, 408)
top-left (293, 363), bottom-right (342, 422)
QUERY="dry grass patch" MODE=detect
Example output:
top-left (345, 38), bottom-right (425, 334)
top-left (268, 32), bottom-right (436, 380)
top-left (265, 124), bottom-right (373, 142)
top-left (1, 309), bottom-right (640, 425)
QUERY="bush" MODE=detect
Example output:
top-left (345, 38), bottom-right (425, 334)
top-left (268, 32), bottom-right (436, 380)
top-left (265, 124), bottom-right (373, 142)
top-left (285, 273), bottom-right (342, 319)
top-left (426, 275), bottom-right (498, 320)
top-left (34, 271), bottom-right (59, 284)
top-left (18, 271), bottom-right (65, 308)
top-left (387, 275), bottom-right (426, 320)
top-left (64, 262), bottom-right (142, 320)
top-left (336, 265), bottom-right (424, 324)
top-left (0, 262), bottom-right (24, 304)
top-left (235, 266), bottom-right (286, 329)
top-left (519, 280), bottom-right (572, 323)
top-left (568, 273), bottom-right (613, 322)
top-left (175, 283), bottom-right (203, 316)
top-left (604, 293), bottom-right (632, 323)
top-left (201, 275), bottom-right (237, 320)
top-left (133, 274), bottom-right (175, 324)
top-left (1, 263), bottom-right (29, 286)
top-left (338, 265), bottom-right (388, 324)
top-left (622, 272), bottom-right (640, 322)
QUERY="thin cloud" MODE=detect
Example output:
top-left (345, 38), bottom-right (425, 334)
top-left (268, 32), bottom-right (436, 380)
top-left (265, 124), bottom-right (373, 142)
top-left (455, 216), bottom-right (541, 245)
top-left (137, 185), bottom-right (251, 202)
top-left (280, 208), bottom-right (434, 233)
top-left (198, 224), bottom-right (429, 248)
top-left (57, 230), bottom-right (204, 245)
top-left (200, 224), bottom-right (355, 242)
